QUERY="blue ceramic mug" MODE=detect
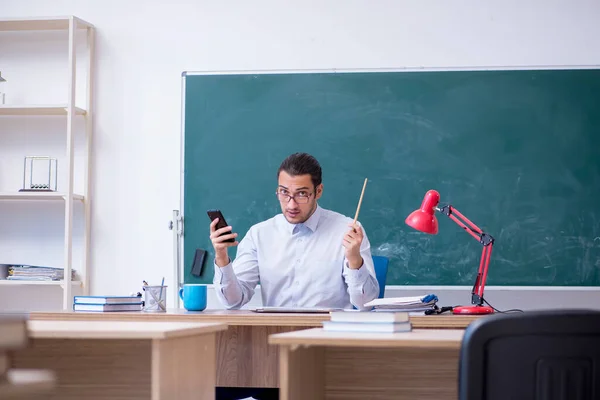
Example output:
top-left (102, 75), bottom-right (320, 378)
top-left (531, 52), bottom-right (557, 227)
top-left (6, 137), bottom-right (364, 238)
top-left (179, 284), bottom-right (207, 311)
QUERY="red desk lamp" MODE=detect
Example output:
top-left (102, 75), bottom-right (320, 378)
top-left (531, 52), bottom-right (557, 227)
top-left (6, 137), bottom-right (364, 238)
top-left (405, 190), bottom-right (494, 315)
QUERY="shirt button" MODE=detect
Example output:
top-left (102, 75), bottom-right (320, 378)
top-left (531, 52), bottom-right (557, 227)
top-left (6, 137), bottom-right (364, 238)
top-left (295, 281), bottom-right (299, 286)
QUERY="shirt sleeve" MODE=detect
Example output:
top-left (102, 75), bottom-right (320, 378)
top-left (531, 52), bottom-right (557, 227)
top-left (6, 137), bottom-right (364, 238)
top-left (212, 229), bottom-right (260, 309)
top-left (342, 223), bottom-right (380, 310)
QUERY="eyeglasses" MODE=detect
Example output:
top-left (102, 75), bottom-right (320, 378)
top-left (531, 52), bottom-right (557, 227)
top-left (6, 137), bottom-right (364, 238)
top-left (276, 190), bottom-right (313, 204)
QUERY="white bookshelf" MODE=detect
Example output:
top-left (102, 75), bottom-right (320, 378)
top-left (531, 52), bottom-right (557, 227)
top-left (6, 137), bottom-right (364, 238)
top-left (0, 16), bottom-right (93, 31)
top-left (0, 105), bottom-right (87, 116)
top-left (0, 280), bottom-right (82, 287)
top-left (0, 192), bottom-right (84, 201)
top-left (0, 16), bottom-right (95, 310)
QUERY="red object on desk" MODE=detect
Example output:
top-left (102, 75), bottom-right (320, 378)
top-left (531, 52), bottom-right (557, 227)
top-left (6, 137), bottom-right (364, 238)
top-left (406, 190), bottom-right (494, 315)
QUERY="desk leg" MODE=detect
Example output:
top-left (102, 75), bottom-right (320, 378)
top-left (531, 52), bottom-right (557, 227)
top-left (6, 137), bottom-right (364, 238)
top-left (279, 345), bottom-right (325, 400)
top-left (152, 333), bottom-right (216, 400)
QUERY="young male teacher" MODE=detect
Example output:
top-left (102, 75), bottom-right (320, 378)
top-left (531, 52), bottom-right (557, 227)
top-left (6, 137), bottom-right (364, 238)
top-left (209, 152), bottom-right (379, 310)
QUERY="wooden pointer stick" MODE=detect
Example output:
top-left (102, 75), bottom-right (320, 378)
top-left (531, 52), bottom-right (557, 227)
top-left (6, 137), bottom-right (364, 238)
top-left (353, 178), bottom-right (368, 228)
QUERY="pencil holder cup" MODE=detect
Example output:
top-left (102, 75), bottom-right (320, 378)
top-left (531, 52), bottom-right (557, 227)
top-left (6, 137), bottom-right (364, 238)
top-left (143, 285), bottom-right (167, 312)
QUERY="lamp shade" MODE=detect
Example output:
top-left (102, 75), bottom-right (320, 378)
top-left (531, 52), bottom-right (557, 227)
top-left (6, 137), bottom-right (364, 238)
top-left (405, 190), bottom-right (440, 234)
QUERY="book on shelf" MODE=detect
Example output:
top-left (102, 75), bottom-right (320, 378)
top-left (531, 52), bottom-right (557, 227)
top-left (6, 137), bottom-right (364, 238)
top-left (322, 320), bottom-right (412, 333)
top-left (74, 295), bottom-right (142, 305)
top-left (73, 303), bottom-right (143, 312)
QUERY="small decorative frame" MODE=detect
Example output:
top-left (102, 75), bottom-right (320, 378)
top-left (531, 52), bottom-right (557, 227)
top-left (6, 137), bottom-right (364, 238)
top-left (19, 156), bottom-right (58, 192)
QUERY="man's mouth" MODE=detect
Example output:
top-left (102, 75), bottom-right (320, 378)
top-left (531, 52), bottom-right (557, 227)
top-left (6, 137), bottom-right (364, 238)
top-left (286, 210), bottom-right (300, 218)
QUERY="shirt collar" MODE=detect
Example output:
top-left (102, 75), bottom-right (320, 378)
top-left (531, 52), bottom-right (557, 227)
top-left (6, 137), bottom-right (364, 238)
top-left (281, 204), bottom-right (323, 234)
top-left (303, 205), bottom-right (322, 233)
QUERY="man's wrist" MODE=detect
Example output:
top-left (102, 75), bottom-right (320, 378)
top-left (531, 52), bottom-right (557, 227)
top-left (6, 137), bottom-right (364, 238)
top-left (347, 255), bottom-right (364, 270)
top-left (215, 252), bottom-right (230, 268)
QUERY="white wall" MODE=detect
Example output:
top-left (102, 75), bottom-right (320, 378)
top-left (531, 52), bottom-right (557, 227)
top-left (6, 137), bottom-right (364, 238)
top-left (1, 0), bottom-right (599, 312)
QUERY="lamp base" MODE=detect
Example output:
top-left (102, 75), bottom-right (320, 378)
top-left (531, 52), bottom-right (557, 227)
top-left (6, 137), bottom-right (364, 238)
top-left (452, 305), bottom-right (494, 315)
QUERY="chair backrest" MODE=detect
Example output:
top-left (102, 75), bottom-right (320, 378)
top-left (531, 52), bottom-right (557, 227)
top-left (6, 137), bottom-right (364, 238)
top-left (371, 255), bottom-right (389, 298)
top-left (458, 309), bottom-right (600, 400)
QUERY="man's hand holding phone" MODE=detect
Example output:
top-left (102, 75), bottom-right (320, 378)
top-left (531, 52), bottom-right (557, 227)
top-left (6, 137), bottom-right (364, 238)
top-left (208, 210), bottom-right (239, 268)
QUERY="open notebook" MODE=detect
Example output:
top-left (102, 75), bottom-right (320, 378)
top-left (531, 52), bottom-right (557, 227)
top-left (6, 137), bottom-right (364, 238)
top-left (252, 306), bottom-right (341, 313)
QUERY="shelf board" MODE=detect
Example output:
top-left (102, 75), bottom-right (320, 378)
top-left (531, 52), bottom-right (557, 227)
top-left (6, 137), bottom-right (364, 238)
top-left (0, 105), bottom-right (87, 116)
top-left (0, 192), bottom-right (84, 201)
top-left (0, 280), bottom-right (82, 286)
top-left (0, 16), bottom-right (93, 31)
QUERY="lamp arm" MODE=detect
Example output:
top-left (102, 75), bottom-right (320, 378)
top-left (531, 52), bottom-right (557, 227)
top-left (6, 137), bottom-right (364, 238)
top-left (437, 205), bottom-right (495, 306)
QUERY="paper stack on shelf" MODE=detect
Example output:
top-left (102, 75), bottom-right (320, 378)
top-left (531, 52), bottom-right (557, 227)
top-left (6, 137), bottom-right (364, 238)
top-left (364, 294), bottom-right (438, 313)
top-left (7, 265), bottom-right (76, 281)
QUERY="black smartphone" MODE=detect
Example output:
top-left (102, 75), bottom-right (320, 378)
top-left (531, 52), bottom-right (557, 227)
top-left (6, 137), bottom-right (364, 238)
top-left (207, 209), bottom-right (235, 243)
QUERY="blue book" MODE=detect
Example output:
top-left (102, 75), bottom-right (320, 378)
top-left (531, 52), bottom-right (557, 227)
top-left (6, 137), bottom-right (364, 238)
top-left (74, 295), bottom-right (142, 305)
top-left (73, 303), bottom-right (143, 312)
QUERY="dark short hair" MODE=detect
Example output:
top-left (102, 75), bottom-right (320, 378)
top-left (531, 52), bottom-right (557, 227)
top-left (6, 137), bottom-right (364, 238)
top-left (277, 153), bottom-right (322, 188)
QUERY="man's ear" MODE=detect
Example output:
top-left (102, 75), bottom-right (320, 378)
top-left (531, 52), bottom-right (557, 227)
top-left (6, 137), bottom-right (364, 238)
top-left (315, 183), bottom-right (324, 200)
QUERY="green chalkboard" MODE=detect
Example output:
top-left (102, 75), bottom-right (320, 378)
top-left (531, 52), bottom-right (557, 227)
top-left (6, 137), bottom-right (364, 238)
top-left (182, 69), bottom-right (600, 286)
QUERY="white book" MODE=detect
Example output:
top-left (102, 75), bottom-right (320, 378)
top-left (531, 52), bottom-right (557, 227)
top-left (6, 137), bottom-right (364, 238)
top-left (322, 321), bottom-right (412, 333)
top-left (329, 310), bottom-right (409, 323)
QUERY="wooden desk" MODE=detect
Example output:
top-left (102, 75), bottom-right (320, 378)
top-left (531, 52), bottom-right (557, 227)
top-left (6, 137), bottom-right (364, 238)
top-left (30, 309), bottom-right (479, 328)
top-left (12, 320), bottom-right (226, 400)
top-left (269, 328), bottom-right (464, 400)
top-left (29, 310), bottom-right (479, 389)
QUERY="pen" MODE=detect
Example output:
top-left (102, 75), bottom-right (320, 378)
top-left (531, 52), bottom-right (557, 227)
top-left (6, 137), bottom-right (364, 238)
top-left (158, 277), bottom-right (165, 310)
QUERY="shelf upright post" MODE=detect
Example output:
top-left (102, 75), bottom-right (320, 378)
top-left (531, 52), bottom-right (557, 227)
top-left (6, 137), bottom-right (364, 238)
top-left (82, 19), bottom-right (95, 297)
top-left (62, 16), bottom-right (77, 310)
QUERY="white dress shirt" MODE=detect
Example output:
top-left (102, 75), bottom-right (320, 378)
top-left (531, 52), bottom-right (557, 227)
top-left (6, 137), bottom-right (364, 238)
top-left (213, 205), bottom-right (379, 310)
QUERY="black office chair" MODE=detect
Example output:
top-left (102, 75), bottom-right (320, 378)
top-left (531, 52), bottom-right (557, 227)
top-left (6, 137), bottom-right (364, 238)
top-left (458, 309), bottom-right (600, 400)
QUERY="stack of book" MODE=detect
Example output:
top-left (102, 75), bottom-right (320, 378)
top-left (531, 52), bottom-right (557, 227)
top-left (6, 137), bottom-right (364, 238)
top-left (323, 311), bottom-right (412, 333)
top-left (0, 315), bottom-right (28, 382)
top-left (73, 295), bottom-right (143, 312)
